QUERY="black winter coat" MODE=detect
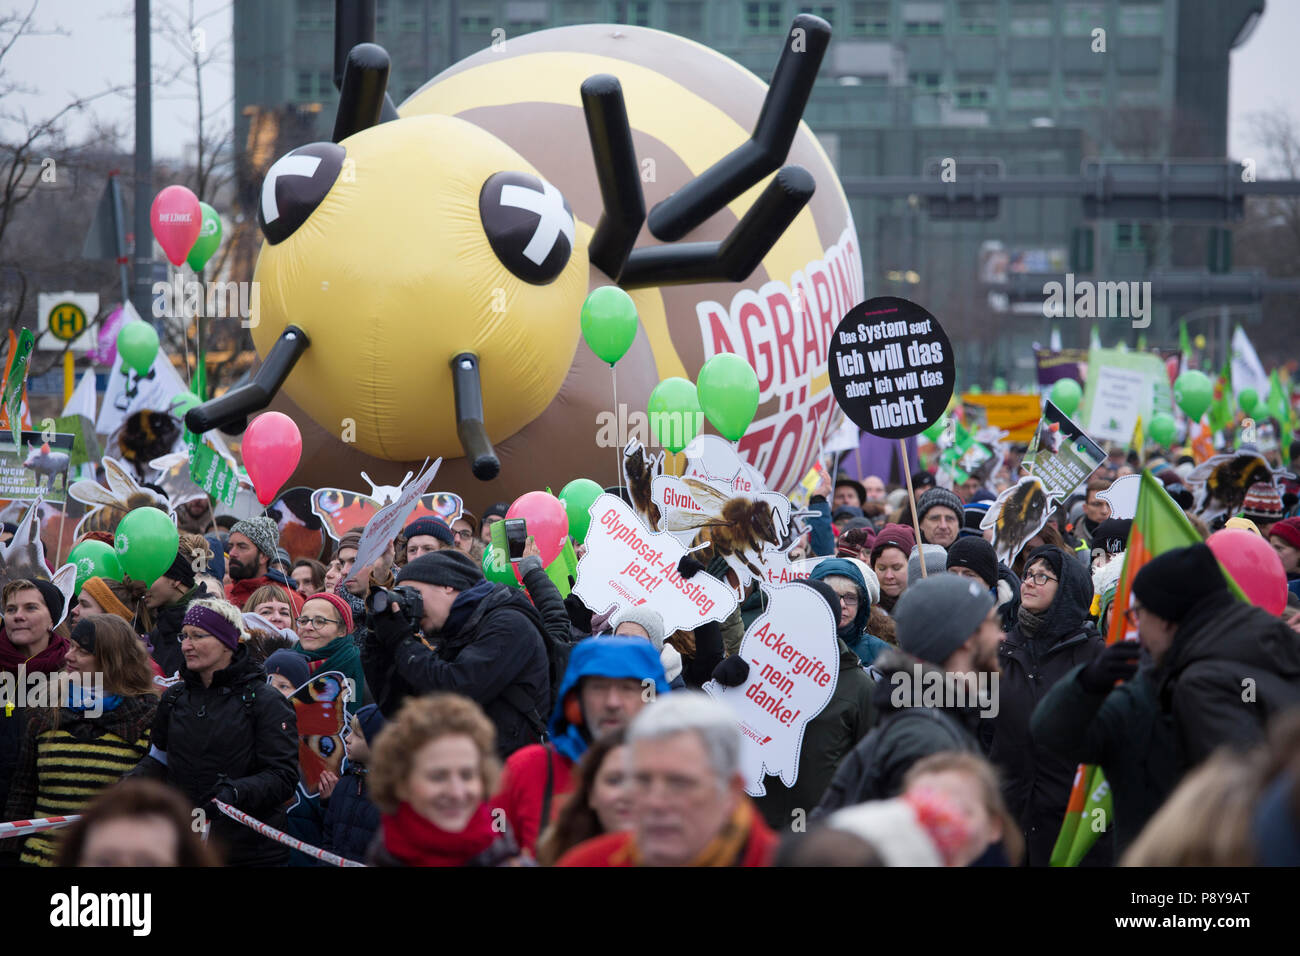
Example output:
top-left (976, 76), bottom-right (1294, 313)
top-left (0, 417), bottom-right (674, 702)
top-left (812, 648), bottom-right (981, 820)
top-left (0, 706), bottom-right (34, 864)
top-left (756, 639), bottom-right (875, 831)
top-left (987, 548), bottom-right (1104, 867)
top-left (128, 644), bottom-right (299, 866)
top-left (321, 766), bottom-right (380, 864)
top-left (1030, 662), bottom-right (1178, 858)
top-left (1155, 594), bottom-right (1300, 768)
top-left (363, 582), bottom-right (550, 758)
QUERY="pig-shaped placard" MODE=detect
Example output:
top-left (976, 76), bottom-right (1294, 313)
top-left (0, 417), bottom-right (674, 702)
top-left (703, 582), bottom-right (839, 797)
top-left (573, 494), bottom-right (738, 634)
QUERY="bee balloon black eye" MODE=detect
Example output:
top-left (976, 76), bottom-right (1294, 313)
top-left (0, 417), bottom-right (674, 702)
top-left (479, 171), bottom-right (574, 285)
top-left (258, 142), bottom-right (347, 245)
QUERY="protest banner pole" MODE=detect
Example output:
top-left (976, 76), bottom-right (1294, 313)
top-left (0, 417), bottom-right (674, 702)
top-left (54, 508), bottom-right (67, 565)
top-left (901, 439), bottom-right (926, 578)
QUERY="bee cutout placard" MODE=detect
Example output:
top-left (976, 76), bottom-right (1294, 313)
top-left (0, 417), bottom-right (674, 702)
top-left (981, 475), bottom-right (1053, 566)
top-left (651, 434), bottom-right (800, 592)
top-left (1184, 452), bottom-right (1293, 522)
top-left (1022, 400), bottom-right (1105, 505)
top-left (828, 297), bottom-right (955, 441)
top-left (622, 439), bottom-right (664, 532)
top-left (702, 582), bottom-right (839, 797)
top-left (571, 494), bottom-right (738, 635)
top-left (286, 670), bottom-right (352, 810)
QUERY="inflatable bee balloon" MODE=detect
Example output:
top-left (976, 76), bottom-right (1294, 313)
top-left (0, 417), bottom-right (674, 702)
top-left (187, 14), bottom-right (863, 500)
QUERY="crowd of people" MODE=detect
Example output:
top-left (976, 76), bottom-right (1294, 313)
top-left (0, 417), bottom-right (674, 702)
top-left (2, 430), bottom-right (1300, 869)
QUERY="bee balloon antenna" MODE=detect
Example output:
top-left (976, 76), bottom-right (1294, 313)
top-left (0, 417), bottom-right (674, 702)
top-left (333, 0), bottom-right (399, 123)
top-left (580, 74), bottom-right (646, 283)
top-left (332, 43), bottom-right (392, 143)
top-left (185, 326), bottom-right (311, 436)
top-left (645, 14), bottom-right (830, 243)
top-left (618, 166), bottom-right (815, 289)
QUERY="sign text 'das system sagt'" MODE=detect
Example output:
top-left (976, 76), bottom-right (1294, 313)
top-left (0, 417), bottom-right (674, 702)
top-left (826, 298), bottom-right (956, 443)
top-left (834, 321), bottom-right (945, 430)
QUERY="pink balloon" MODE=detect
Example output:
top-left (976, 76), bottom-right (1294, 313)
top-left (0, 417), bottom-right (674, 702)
top-left (506, 491), bottom-right (569, 568)
top-left (242, 412), bottom-right (302, 506)
top-left (1206, 528), bottom-right (1288, 615)
top-left (151, 185), bottom-right (202, 267)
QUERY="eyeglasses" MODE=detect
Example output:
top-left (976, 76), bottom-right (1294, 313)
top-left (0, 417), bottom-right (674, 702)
top-left (838, 594), bottom-right (859, 608)
top-left (452, 529), bottom-right (474, 541)
top-left (296, 615), bottom-right (343, 630)
top-left (1024, 571), bottom-right (1059, 587)
top-left (178, 631), bottom-right (212, 644)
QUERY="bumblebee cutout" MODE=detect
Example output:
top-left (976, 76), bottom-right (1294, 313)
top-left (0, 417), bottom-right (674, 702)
top-left (982, 475), bottom-right (1052, 566)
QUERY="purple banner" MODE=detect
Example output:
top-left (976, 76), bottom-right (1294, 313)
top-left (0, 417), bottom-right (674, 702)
top-left (841, 432), bottom-right (918, 487)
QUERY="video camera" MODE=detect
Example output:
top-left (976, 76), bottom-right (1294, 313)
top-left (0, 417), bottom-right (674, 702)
top-left (366, 584), bottom-right (425, 641)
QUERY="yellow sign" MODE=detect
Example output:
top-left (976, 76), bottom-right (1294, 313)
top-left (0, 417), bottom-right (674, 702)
top-left (47, 301), bottom-right (87, 341)
top-left (962, 392), bottom-right (1042, 443)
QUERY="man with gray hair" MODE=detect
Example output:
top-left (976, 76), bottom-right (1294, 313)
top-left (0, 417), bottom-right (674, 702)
top-left (555, 692), bottom-right (779, 867)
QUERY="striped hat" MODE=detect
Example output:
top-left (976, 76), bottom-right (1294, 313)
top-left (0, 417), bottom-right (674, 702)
top-left (1241, 482), bottom-right (1284, 523)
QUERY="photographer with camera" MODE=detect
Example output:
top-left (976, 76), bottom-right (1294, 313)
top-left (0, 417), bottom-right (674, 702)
top-left (361, 550), bottom-right (551, 759)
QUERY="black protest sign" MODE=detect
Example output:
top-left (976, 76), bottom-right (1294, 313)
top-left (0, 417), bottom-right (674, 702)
top-left (827, 297), bottom-right (955, 440)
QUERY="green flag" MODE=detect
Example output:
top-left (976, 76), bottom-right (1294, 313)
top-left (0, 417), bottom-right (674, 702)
top-left (2, 328), bottom-right (34, 448)
top-left (1178, 321), bottom-right (1192, 367)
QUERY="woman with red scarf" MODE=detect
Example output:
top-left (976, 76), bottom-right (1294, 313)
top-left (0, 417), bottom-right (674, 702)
top-left (0, 577), bottom-right (71, 845)
top-left (367, 694), bottom-right (526, 867)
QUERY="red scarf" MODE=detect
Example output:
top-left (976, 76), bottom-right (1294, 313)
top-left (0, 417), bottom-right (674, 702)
top-left (0, 628), bottom-right (70, 675)
top-left (380, 802), bottom-right (501, 867)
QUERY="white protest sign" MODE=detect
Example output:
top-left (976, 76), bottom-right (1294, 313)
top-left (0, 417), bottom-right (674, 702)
top-left (1085, 364), bottom-right (1145, 445)
top-left (572, 494), bottom-right (737, 632)
top-left (682, 434), bottom-right (766, 492)
top-left (346, 458), bottom-right (442, 582)
top-left (703, 583), bottom-right (839, 797)
top-left (1097, 473), bottom-right (1140, 520)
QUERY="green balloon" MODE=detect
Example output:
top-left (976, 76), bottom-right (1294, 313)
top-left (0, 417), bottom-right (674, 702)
top-left (1238, 389), bottom-right (1259, 416)
top-left (1049, 378), bottom-right (1083, 417)
top-left (558, 478), bottom-right (603, 544)
top-left (1173, 369), bottom-right (1213, 421)
top-left (482, 544), bottom-right (518, 586)
top-left (647, 377), bottom-right (702, 454)
top-left (170, 391), bottom-right (202, 418)
top-left (967, 384), bottom-right (983, 395)
top-left (117, 321), bottom-right (159, 376)
top-left (580, 286), bottom-right (639, 365)
top-left (992, 376), bottom-right (1008, 394)
top-left (696, 353), bottom-right (759, 442)
top-left (186, 202), bottom-right (223, 271)
top-left (1149, 412), bottom-right (1177, 447)
top-left (68, 539), bottom-right (124, 592)
top-left (113, 507), bottom-right (179, 586)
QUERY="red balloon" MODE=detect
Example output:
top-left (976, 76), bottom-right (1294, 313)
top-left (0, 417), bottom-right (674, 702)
top-left (1206, 528), bottom-right (1288, 615)
top-left (151, 185), bottom-right (202, 267)
top-left (506, 491), bottom-right (569, 568)
top-left (243, 412), bottom-right (302, 506)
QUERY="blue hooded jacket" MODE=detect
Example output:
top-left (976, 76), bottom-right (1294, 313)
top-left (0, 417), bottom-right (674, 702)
top-left (548, 636), bottom-right (670, 763)
top-left (809, 557), bottom-right (891, 666)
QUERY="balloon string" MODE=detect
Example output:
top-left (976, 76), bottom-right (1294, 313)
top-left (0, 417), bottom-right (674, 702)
top-left (611, 363), bottom-right (620, 490)
top-left (176, 263), bottom-right (192, 389)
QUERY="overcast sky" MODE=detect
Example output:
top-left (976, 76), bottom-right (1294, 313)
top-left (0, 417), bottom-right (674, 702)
top-left (2, 0), bottom-right (1298, 168)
